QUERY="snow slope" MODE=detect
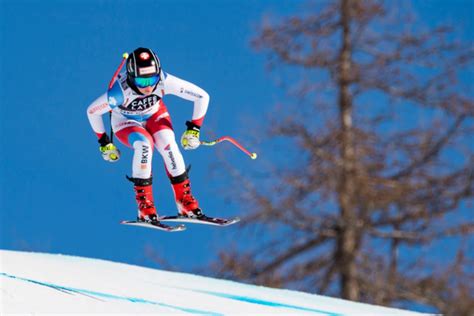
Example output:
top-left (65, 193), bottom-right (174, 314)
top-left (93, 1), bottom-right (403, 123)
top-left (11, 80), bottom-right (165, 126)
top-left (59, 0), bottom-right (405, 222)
top-left (1, 250), bottom-right (429, 315)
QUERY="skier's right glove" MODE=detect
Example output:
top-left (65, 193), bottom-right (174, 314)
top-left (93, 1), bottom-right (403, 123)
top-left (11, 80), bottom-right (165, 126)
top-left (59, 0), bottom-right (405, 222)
top-left (98, 134), bottom-right (120, 162)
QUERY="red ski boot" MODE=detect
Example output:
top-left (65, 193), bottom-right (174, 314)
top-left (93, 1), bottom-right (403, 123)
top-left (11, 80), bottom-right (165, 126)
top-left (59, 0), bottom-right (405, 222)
top-left (170, 172), bottom-right (203, 218)
top-left (127, 176), bottom-right (158, 222)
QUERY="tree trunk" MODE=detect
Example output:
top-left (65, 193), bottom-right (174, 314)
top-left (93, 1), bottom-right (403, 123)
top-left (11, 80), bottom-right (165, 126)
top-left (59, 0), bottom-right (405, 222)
top-left (337, 0), bottom-right (359, 301)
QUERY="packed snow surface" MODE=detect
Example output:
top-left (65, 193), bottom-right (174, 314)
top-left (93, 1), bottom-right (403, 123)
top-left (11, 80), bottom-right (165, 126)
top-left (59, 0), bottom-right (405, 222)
top-left (1, 249), bottom-right (429, 315)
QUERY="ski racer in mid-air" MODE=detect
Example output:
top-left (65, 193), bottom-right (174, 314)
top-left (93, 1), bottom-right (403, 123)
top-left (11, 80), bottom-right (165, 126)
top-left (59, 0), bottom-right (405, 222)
top-left (87, 47), bottom-right (209, 224)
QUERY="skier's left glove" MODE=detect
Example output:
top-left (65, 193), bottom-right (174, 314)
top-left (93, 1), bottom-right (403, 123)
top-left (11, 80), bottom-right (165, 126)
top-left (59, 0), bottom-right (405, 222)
top-left (98, 134), bottom-right (120, 162)
top-left (181, 121), bottom-right (200, 150)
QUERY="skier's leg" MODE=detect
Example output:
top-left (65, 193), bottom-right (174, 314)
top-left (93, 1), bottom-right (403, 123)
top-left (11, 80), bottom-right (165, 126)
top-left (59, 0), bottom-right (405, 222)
top-left (153, 129), bottom-right (186, 177)
top-left (146, 105), bottom-right (202, 217)
top-left (145, 103), bottom-right (186, 177)
top-left (113, 115), bottom-right (157, 221)
top-left (115, 125), bottom-right (154, 178)
top-left (154, 130), bottom-right (201, 217)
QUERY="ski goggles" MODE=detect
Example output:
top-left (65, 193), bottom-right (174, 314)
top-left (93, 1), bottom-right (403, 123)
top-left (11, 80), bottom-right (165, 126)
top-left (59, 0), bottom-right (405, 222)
top-left (134, 75), bottom-right (160, 88)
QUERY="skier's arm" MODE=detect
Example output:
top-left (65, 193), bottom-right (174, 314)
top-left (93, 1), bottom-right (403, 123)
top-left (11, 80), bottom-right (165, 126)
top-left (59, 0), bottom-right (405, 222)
top-left (163, 72), bottom-right (210, 127)
top-left (86, 93), bottom-right (120, 162)
top-left (86, 93), bottom-right (112, 138)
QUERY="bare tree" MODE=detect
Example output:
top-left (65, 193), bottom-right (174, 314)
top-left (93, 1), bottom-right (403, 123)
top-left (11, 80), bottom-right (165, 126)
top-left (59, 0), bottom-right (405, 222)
top-left (211, 1), bottom-right (474, 315)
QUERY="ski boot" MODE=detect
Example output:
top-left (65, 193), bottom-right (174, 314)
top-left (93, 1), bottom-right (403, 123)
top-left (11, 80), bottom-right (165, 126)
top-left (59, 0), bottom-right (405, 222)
top-left (170, 172), bottom-right (204, 218)
top-left (127, 176), bottom-right (159, 223)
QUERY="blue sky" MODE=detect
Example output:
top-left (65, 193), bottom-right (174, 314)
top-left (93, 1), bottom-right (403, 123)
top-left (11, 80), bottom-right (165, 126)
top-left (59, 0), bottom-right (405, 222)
top-left (0, 0), bottom-right (302, 269)
top-left (0, 0), bottom-right (472, 307)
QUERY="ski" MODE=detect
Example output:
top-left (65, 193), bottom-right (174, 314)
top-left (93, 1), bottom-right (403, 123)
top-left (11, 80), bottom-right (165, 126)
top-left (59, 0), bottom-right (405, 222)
top-left (120, 220), bottom-right (186, 232)
top-left (157, 215), bottom-right (240, 227)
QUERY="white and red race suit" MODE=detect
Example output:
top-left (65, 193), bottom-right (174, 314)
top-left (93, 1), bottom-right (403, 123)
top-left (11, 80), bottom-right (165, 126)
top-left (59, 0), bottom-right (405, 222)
top-left (86, 71), bottom-right (209, 179)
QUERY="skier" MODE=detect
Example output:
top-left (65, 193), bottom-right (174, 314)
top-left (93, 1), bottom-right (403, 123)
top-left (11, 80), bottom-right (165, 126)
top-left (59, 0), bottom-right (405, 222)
top-left (87, 47), bottom-right (208, 224)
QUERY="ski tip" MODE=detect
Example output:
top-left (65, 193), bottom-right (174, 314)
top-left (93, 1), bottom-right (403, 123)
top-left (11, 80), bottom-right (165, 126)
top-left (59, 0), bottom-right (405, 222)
top-left (225, 217), bottom-right (241, 225)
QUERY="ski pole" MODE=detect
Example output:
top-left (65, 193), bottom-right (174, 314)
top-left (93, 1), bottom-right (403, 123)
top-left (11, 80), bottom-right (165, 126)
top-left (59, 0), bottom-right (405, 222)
top-left (200, 136), bottom-right (258, 160)
top-left (109, 111), bottom-right (114, 144)
top-left (107, 52), bottom-right (129, 143)
top-left (108, 52), bottom-right (129, 89)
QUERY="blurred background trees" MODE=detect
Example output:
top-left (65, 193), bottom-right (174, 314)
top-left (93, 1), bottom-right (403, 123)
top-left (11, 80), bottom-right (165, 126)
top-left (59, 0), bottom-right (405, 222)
top-left (212, 1), bottom-right (473, 314)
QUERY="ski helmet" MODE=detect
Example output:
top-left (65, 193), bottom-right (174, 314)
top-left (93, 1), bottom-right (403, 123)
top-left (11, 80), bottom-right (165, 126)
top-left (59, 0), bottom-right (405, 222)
top-left (126, 47), bottom-right (161, 87)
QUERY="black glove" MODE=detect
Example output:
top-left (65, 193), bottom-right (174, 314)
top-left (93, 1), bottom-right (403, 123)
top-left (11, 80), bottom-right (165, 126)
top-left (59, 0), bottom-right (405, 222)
top-left (98, 133), bottom-right (111, 147)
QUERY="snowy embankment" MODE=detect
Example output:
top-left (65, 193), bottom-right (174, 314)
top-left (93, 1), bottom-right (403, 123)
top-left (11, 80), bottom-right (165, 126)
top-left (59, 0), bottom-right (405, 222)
top-left (1, 250), bottom-right (429, 315)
